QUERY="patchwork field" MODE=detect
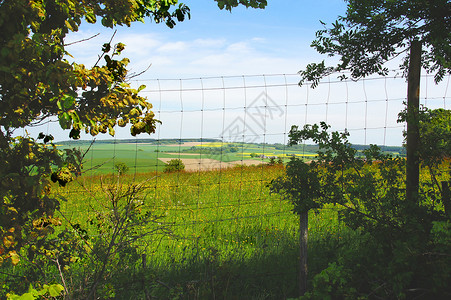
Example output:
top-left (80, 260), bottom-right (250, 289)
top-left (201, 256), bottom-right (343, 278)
top-left (58, 139), bottom-right (321, 175)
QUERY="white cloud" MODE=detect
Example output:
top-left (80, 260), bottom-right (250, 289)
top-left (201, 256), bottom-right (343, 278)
top-left (226, 42), bottom-right (251, 53)
top-left (251, 37), bottom-right (266, 43)
top-left (193, 38), bottom-right (227, 48)
top-left (63, 24), bottom-right (314, 79)
top-left (119, 33), bottom-right (162, 56)
top-left (157, 41), bottom-right (188, 52)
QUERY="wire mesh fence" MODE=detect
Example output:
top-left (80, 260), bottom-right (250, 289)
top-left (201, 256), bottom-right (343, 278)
top-left (50, 70), bottom-right (451, 222)
top-left (42, 71), bottom-right (450, 295)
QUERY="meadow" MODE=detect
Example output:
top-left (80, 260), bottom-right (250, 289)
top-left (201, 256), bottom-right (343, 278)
top-left (53, 164), bottom-right (350, 299)
top-left (4, 140), bottom-right (444, 299)
top-left (43, 140), bottom-right (409, 299)
top-left (57, 139), bottom-right (401, 175)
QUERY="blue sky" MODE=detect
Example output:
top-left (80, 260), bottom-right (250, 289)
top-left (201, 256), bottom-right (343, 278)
top-left (39, 1), bottom-right (448, 145)
top-left (66, 1), bottom-right (348, 78)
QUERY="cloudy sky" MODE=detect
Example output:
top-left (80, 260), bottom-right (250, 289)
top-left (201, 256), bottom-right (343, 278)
top-left (65, 1), bottom-right (348, 78)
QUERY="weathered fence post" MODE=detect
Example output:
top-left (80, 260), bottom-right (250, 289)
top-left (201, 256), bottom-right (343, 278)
top-left (406, 40), bottom-right (422, 204)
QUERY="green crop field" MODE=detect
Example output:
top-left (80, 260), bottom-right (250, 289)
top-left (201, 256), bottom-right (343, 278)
top-left (58, 138), bottom-right (402, 175)
top-left (52, 164), bottom-right (349, 299)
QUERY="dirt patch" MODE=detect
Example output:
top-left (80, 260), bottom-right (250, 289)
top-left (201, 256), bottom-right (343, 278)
top-left (158, 158), bottom-right (229, 171)
top-left (229, 160), bottom-right (266, 167)
top-left (158, 158), bottom-right (266, 171)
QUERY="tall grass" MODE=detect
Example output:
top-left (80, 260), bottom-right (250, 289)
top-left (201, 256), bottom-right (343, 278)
top-left (53, 165), bottom-right (349, 299)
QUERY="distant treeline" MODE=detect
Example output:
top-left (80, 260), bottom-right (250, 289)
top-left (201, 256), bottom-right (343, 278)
top-left (57, 138), bottom-right (405, 156)
top-left (181, 144), bottom-right (240, 155)
top-left (57, 138), bottom-right (221, 146)
top-left (274, 143), bottom-right (405, 155)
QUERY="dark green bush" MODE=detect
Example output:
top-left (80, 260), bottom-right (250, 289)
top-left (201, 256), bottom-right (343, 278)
top-left (164, 159), bottom-right (185, 173)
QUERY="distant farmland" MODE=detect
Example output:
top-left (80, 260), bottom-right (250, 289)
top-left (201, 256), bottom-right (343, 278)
top-left (57, 138), bottom-right (404, 175)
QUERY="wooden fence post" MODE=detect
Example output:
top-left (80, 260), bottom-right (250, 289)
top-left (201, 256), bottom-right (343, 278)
top-left (406, 40), bottom-right (422, 204)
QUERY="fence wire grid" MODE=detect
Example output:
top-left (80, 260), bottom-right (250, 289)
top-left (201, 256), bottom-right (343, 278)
top-left (53, 70), bottom-right (451, 220)
top-left (33, 70), bottom-right (448, 293)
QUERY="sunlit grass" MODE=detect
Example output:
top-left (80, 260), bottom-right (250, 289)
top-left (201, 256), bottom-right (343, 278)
top-left (53, 164), bottom-right (347, 298)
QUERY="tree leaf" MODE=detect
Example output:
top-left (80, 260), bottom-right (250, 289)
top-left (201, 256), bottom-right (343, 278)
top-left (48, 284), bottom-right (64, 297)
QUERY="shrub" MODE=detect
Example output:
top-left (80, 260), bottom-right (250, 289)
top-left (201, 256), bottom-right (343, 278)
top-left (114, 162), bottom-right (129, 175)
top-left (164, 159), bottom-right (185, 173)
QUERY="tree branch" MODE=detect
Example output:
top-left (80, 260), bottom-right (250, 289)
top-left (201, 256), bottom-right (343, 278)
top-left (93, 30), bottom-right (117, 68)
top-left (64, 33), bottom-right (100, 46)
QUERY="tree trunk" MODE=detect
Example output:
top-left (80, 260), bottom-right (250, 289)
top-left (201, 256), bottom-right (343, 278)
top-left (406, 40), bottom-right (422, 204)
top-left (299, 210), bottom-right (308, 297)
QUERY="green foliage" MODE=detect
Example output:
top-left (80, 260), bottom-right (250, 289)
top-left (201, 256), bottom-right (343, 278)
top-left (300, 0), bottom-right (451, 86)
top-left (164, 159), bottom-right (185, 173)
top-left (301, 262), bottom-right (358, 300)
top-left (215, 0), bottom-right (267, 11)
top-left (271, 120), bottom-right (450, 298)
top-left (7, 284), bottom-right (64, 300)
top-left (400, 107), bottom-right (451, 166)
top-left (114, 162), bottom-right (129, 175)
top-left (270, 158), bottom-right (322, 214)
top-left (0, 0), bottom-right (191, 267)
top-left (0, 134), bottom-right (83, 265)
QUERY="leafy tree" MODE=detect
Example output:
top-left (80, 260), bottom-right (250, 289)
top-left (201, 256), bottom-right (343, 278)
top-left (114, 162), bottom-right (129, 176)
top-left (272, 1), bottom-right (451, 297)
top-left (271, 121), bottom-right (450, 298)
top-left (0, 0), bottom-right (267, 269)
top-left (270, 157), bottom-right (321, 295)
top-left (164, 159), bottom-right (185, 173)
top-left (0, 0), bottom-right (185, 268)
top-left (299, 0), bottom-right (451, 87)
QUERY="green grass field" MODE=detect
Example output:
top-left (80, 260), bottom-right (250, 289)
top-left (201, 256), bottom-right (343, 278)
top-left (39, 139), bottom-right (406, 298)
top-left (53, 164), bottom-right (349, 299)
top-left (58, 140), bottom-right (321, 175)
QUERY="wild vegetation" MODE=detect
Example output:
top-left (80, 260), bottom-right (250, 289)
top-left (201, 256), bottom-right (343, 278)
top-left (270, 117), bottom-right (450, 299)
top-left (0, 1), bottom-right (267, 286)
top-left (2, 147), bottom-right (449, 299)
top-left (1, 0), bottom-right (450, 299)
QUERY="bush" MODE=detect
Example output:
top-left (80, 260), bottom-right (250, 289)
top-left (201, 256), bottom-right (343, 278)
top-left (164, 159), bottom-right (185, 173)
top-left (114, 162), bottom-right (129, 175)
